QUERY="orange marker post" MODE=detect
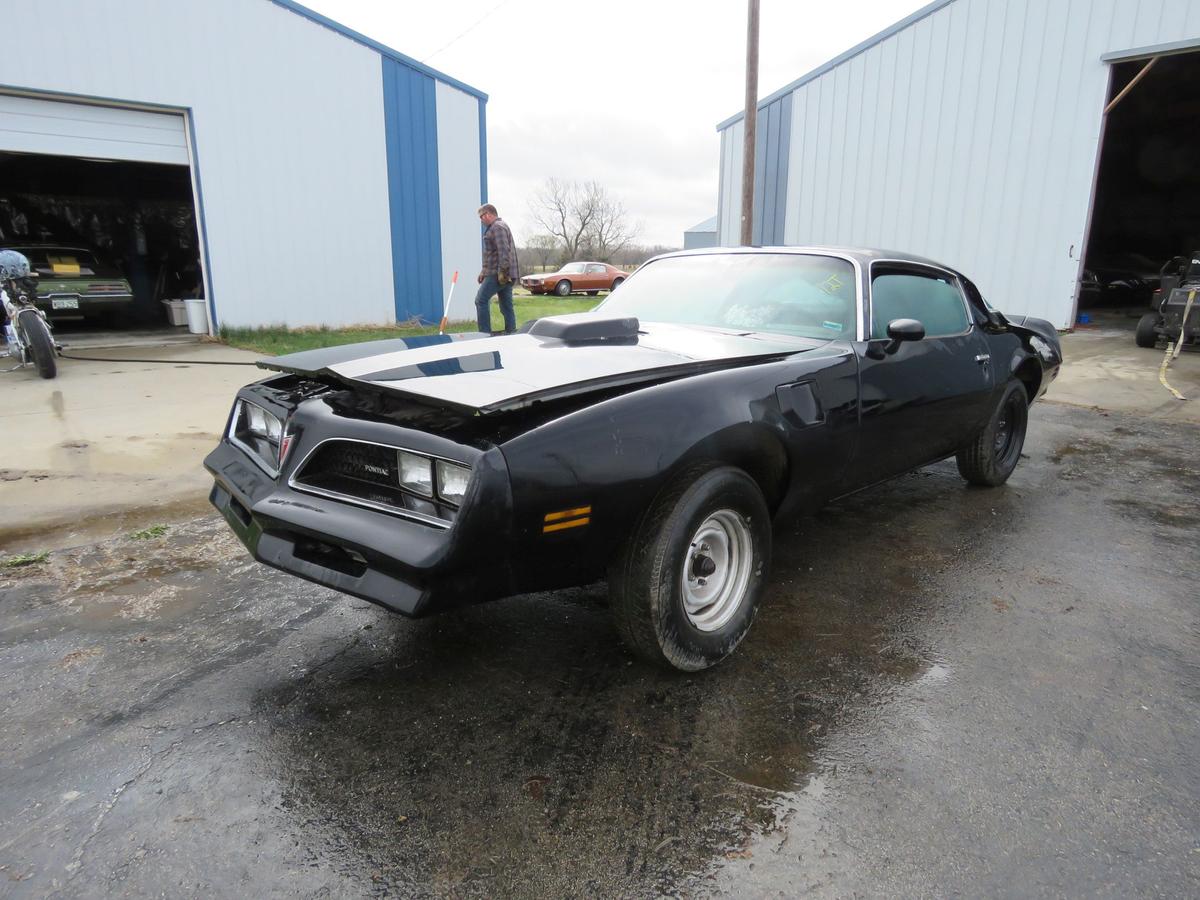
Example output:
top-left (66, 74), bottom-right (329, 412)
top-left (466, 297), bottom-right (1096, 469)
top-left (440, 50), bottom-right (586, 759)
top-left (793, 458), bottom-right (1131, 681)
top-left (438, 271), bottom-right (459, 335)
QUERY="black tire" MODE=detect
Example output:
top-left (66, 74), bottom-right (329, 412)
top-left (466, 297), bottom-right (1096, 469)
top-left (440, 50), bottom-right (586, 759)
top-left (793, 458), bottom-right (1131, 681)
top-left (956, 381), bottom-right (1028, 486)
top-left (1135, 312), bottom-right (1159, 348)
top-left (554, 280), bottom-right (571, 297)
top-left (17, 312), bottom-right (56, 379)
top-left (610, 277), bottom-right (624, 291)
top-left (608, 463), bottom-right (771, 671)
top-left (587, 290), bottom-right (599, 296)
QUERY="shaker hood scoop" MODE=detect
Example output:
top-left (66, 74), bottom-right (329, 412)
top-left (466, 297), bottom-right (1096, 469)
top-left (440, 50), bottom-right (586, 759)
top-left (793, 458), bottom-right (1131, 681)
top-left (260, 318), bottom-right (820, 414)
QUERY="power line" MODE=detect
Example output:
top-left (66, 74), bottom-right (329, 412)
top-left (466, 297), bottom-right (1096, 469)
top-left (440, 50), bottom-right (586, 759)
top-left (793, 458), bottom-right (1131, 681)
top-left (421, 0), bottom-right (514, 62)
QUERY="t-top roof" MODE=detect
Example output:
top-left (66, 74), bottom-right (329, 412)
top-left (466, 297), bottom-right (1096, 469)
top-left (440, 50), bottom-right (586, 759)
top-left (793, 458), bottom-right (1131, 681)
top-left (269, 0), bottom-right (488, 101)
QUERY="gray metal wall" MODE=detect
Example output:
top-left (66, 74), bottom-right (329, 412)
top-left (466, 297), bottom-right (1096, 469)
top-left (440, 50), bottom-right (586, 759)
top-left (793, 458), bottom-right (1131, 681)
top-left (718, 0), bottom-right (1200, 327)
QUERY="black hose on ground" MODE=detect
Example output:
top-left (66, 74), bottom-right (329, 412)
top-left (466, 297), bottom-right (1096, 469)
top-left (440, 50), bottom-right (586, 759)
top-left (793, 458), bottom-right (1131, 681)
top-left (57, 351), bottom-right (260, 366)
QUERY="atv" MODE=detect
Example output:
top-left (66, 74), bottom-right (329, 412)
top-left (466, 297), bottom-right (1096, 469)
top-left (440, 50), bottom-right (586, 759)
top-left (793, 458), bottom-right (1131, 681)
top-left (1136, 252), bottom-right (1200, 350)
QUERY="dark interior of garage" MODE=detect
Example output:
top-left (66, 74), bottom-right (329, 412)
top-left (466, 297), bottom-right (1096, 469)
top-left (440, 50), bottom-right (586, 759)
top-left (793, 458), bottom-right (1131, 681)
top-left (0, 151), bottom-right (202, 326)
top-left (1081, 50), bottom-right (1200, 310)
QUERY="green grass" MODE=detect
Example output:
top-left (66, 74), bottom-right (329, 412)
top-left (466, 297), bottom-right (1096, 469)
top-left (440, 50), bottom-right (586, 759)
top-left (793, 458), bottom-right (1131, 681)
top-left (222, 293), bottom-right (603, 356)
top-left (129, 524), bottom-right (169, 540)
top-left (1, 551), bottom-right (48, 569)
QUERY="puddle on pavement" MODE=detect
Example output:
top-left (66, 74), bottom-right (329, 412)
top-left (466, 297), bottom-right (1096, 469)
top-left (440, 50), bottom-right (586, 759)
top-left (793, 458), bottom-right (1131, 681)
top-left (0, 493), bottom-right (216, 556)
top-left (1, 516), bottom-right (243, 636)
top-left (252, 470), bottom-right (974, 897)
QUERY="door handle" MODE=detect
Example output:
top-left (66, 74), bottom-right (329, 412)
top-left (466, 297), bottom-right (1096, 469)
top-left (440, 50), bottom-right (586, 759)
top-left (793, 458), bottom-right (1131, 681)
top-left (975, 354), bottom-right (991, 364)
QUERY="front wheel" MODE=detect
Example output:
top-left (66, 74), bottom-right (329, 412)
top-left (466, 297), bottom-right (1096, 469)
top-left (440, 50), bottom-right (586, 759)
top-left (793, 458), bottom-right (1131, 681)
top-left (18, 312), bottom-right (57, 379)
top-left (608, 463), bottom-right (771, 671)
top-left (554, 280), bottom-right (572, 297)
top-left (956, 381), bottom-right (1028, 486)
top-left (1135, 312), bottom-right (1159, 348)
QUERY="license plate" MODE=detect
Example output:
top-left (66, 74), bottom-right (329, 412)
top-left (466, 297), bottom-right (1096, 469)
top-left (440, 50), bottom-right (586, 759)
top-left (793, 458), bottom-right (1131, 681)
top-left (52, 298), bottom-right (79, 310)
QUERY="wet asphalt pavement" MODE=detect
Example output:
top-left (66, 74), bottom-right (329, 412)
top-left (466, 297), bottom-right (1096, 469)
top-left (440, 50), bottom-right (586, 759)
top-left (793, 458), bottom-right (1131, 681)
top-left (2, 401), bottom-right (1198, 898)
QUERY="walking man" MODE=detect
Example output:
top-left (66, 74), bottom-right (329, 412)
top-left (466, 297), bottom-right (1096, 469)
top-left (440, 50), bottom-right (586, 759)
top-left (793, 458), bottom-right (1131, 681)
top-left (475, 204), bottom-right (519, 334)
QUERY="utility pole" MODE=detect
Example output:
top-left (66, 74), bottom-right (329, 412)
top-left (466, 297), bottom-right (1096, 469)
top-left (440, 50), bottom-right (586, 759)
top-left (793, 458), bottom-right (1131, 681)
top-left (740, 0), bottom-right (760, 246)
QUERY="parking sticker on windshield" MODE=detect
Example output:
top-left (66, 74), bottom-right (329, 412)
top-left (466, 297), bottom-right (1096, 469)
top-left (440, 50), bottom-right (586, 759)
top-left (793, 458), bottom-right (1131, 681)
top-left (822, 321), bottom-right (843, 331)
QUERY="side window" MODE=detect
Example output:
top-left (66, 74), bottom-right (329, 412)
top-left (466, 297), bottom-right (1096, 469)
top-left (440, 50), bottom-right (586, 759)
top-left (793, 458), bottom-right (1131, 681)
top-left (586, 264), bottom-right (606, 274)
top-left (870, 270), bottom-right (970, 338)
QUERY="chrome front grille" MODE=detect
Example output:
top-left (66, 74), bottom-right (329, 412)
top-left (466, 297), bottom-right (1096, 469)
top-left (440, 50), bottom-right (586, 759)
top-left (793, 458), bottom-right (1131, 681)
top-left (290, 439), bottom-right (456, 527)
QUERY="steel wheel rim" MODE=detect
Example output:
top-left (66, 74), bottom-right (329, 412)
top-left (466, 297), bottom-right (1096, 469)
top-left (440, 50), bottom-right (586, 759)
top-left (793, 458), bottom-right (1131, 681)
top-left (994, 395), bottom-right (1019, 460)
top-left (681, 508), bottom-right (753, 632)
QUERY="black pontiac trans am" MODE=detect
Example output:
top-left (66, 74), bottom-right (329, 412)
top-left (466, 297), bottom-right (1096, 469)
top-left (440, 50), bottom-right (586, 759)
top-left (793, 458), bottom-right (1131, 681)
top-left (204, 248), bottom-right (1061, 671)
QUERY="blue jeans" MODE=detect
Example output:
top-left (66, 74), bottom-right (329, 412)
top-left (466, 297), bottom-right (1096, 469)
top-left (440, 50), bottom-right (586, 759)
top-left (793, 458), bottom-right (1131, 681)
top-left (475, 275), bottom-right (515, 334)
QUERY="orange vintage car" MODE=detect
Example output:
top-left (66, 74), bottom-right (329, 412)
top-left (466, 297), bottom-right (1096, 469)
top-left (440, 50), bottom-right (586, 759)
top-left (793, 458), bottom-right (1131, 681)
top-left (521, 262), bottom-right (627, 296)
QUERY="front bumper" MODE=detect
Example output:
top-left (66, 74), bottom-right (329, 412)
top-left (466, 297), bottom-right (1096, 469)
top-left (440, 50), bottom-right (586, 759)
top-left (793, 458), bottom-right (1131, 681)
top-left (204, 391), bottom-right (515, 616)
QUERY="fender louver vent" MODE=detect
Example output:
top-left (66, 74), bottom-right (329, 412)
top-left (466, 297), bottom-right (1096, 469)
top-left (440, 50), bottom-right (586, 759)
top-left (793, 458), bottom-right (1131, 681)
top-left (527, 314), bottom-right (639, 342)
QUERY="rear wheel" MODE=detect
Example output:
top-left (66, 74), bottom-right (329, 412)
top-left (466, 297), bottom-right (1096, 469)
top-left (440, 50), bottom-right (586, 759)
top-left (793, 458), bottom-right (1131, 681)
top-left (17, 312), bottom-right (56, 379)
top-left (956, 381), bottom-right (1027, 486)
top-left (611, 277), bottom-right (624, 291)
top-left (608, 463), bottom-right (771, 671)
top-left (1135, 312), bottom-right (1159, 348)
top-left (554, 280), bottom-right (571, 297)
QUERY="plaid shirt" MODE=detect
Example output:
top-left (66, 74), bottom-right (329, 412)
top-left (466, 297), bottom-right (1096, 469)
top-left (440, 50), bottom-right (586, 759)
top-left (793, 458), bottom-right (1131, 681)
top-left (481, 218), bottom-right (518, 279)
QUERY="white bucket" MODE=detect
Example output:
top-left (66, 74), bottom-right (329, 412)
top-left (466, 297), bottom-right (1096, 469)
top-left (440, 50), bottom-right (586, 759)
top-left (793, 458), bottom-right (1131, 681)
top-left (184, 297), bottom-right (209, 335)
top-left (162, 299), bottom-right (187, 327)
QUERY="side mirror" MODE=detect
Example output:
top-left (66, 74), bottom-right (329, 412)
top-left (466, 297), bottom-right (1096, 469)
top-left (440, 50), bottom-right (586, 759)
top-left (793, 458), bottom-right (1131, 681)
top-left (867, 318), bottom-right (924, 358)
top-left (885, 318), bottom-right (924, 354)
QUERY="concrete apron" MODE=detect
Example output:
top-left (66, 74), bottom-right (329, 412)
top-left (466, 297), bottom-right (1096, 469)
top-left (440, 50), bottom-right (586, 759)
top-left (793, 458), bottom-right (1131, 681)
top-left (0, 342), bottom-right (262, 556)
top-left (1, 317), bottom-right (1197, 557)
top-left (1048, 313), bottom-right (1200, 424)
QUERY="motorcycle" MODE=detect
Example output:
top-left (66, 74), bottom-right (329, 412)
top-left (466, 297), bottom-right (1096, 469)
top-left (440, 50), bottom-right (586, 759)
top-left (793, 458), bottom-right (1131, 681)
top-left (0, 249), bottom-right (58, 379)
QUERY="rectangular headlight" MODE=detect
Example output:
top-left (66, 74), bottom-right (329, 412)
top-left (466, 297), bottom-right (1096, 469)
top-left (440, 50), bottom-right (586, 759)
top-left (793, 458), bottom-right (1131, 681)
top-left (231, 400), bottom-right (285, 475)
top-left (435, 459), bottom-right (471, 506)
top-left (245, 403), bottom-right (282, 442)
top-left (398, 450), bottom-right (434, 497)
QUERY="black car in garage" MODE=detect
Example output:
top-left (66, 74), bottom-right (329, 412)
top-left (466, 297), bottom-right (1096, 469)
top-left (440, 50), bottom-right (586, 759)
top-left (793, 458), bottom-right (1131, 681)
top-left (204, 247), bottom-right (1062, 671)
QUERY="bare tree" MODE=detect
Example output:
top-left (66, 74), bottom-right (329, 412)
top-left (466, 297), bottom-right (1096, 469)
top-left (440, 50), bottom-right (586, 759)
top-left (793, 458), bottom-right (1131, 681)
top-left (528, 178), bottom-right (599, 265)
top-left (584, 191), bottom-right (639, 262)
top-left (528, 178), bottom-right (640, 264)
top-left (521, 234), bottom-right (559, 271)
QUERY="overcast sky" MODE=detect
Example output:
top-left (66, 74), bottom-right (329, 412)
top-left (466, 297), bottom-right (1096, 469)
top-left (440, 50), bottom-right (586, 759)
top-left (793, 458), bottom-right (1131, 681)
top-left (302, 0), bottom-right (927, 247)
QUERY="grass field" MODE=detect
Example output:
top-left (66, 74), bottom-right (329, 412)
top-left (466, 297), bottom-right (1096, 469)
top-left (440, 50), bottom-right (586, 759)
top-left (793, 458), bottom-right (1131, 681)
top-left (221, 292), bottom-right (603, 356)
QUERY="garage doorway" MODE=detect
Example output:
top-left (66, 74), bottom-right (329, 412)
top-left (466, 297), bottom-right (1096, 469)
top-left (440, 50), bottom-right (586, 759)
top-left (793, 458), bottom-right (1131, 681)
top-left (0, 93), bottom-right (205, 334)
top-left (1079, 49), bottom-right (1200, 315)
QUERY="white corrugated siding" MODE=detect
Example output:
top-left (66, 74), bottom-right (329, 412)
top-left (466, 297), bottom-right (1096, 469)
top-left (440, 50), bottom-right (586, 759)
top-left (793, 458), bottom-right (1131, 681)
top-left (0, 0), bottom-right (396, 328)
top-left (434, 81), bottom-right (483, 324)
top-left (719, 0), bottom-right (1200, 327)
top-left (717, 121), bottom-right (744, 248)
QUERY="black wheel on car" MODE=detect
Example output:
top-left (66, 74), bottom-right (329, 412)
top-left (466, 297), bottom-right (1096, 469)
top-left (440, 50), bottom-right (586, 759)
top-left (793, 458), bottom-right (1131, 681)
top-left (17, 312), bottom-right (57, 379)
top-left (611, 277), bottom-right (624, 291)
top-left (956, 381), bottom-right (1028, 486)
top-left (608, 463), bottom-right (771, 671)
top-left (587, 290), bottom-right (599, 296)
top-left (554, 279), bottom-right (571, 297)
top-left (1135, 313), bottom-right (1159, 348)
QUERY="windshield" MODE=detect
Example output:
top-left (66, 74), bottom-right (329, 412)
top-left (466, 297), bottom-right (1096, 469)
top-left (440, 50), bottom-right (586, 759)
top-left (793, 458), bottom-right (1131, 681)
top-left (559, 263), bottom-right (586, 274)
top-left (597, 253), bottom-right (857, 339)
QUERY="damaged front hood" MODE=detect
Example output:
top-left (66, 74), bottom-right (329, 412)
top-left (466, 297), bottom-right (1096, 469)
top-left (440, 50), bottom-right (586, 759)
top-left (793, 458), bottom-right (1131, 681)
top-left (260, 321), bottom-right (821, 414)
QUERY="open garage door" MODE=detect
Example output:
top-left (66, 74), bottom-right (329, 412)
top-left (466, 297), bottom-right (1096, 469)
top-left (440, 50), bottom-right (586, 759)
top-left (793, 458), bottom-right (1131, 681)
top-left (1080, 49), bottom-right (1200, 315)
top-left (0, 93), bottom-right (203, 333)
top-left (0, 94), bottom-right (189, 165)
